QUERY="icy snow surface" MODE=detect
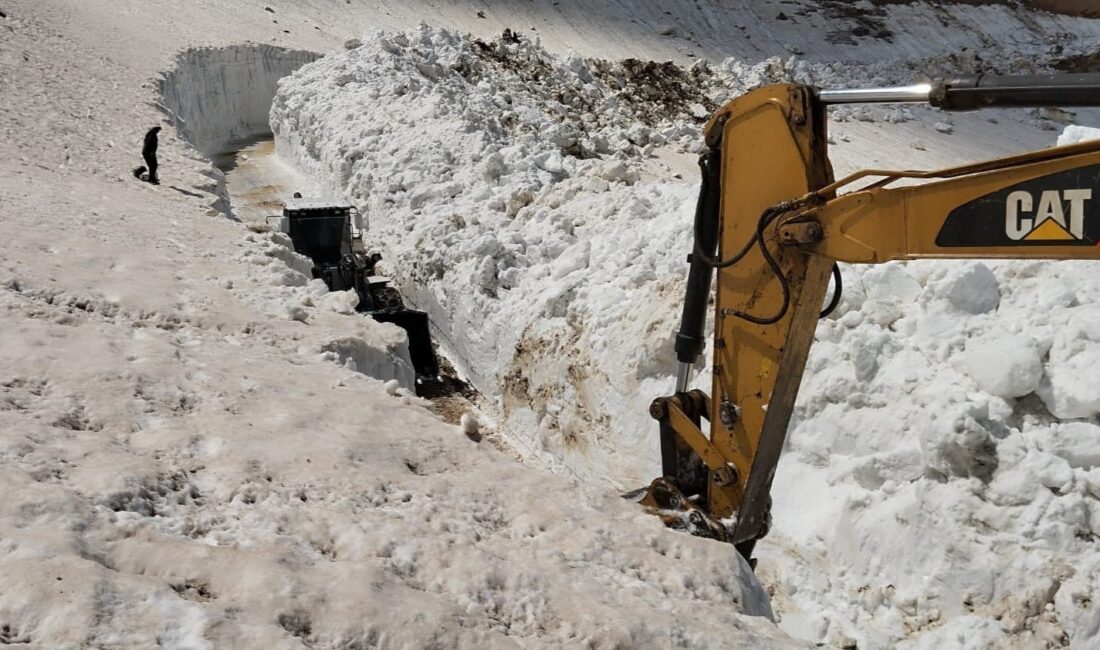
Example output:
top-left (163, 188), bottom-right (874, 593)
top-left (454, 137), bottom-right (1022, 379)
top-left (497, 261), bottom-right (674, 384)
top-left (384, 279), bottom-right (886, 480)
top-left (273, 21), bottom-right (1100, 649)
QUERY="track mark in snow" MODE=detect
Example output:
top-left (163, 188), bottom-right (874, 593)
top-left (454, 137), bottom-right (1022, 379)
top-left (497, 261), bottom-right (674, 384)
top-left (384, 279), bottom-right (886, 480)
top-left (170, 580), bottom-right (215, 602)
top-left (277, 611), bottom-right (313, 642)
top-left (0, 623), bottom-right (31, 645)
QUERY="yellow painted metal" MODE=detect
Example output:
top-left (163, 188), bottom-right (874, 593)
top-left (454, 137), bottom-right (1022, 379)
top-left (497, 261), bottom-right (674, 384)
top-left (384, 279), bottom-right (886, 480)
top-left (650, 82), bottom-right (1100, 544)
top-left (789, 141), bottom-right (1100, 262)
top-left (667, 402), bottom-right (725, 471)
top-left (666, 401), bottom-right (741, 517)
top-left (701, 85), bottom-right (833, 521)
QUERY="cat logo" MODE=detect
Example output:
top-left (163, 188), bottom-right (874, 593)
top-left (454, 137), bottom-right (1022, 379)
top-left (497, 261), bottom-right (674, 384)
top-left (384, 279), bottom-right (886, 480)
top-left (1005, 189), bottom-right (1091, 241)
top-left (936, 164), bottom-right (1100, 248)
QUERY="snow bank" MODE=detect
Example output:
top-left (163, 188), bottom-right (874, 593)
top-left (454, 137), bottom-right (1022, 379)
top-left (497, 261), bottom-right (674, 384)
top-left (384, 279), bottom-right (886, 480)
top-left (272, 27), bottom-right (722, 485)
top-left (268, 27), bottom-right (956, 486)
top-left (273, 26), bottom-right (1100, 648)
top-left (768, 256), bottom-right (1100, 647)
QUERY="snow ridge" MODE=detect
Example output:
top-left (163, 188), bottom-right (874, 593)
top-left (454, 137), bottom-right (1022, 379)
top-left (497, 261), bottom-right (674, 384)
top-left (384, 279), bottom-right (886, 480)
top-left (272, 27), bottom-right (714, 484)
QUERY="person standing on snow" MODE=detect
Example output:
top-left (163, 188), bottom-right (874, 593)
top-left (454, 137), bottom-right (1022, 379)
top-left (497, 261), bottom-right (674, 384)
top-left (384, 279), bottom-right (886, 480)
top-left (141, 126), bottom-right (161, 184)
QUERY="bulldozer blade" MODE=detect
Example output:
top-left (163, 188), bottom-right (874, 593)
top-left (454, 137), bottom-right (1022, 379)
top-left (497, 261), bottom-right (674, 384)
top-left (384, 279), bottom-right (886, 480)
top-left (371, 310), bottom-right (440, 382)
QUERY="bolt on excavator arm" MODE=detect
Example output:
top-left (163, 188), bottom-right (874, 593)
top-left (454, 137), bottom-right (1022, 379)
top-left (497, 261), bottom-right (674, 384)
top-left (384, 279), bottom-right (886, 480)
top-left (640, 73), bottom-right (1100, 564)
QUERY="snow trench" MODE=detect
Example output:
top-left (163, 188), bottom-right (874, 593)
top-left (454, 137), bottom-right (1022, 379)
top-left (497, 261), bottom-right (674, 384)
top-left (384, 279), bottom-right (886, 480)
top-left (158, 44), bottom-right (320, 157)
top-left (154, 44), bottom-right (422, 386)
top-left (156, 45), bottom-right (321, 216)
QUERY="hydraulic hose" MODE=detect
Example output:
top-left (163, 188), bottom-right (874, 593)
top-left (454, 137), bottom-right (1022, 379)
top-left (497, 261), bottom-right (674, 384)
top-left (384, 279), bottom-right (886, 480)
top-left (819, 263), bottom-right (842, 319)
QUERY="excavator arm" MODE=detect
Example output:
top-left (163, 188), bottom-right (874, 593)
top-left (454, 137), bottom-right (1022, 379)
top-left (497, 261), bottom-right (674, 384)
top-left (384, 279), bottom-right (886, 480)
top-left (640, 73), bottom-right (1100, 563)
top-left (784, 138), bottom-right (1100, 263)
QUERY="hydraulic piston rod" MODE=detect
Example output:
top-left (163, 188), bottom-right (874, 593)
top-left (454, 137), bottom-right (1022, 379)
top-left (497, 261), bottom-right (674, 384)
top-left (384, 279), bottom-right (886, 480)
top-left (816, 83), bottom-right (932, 105)
top-left (817, 73), bottom-right (1100, 110)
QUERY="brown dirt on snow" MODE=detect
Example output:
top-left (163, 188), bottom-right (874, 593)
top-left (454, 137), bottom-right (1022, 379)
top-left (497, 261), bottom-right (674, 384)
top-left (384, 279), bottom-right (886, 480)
top-left (866, 0), bottom-right (1099, 18)
top-left (1027, 0), bottom-right (1100, 17)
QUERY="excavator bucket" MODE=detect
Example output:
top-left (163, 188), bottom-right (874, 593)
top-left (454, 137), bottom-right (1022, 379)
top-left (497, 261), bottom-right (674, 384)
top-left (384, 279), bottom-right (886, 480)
top-left (371, 309), bottom-right (440, 382)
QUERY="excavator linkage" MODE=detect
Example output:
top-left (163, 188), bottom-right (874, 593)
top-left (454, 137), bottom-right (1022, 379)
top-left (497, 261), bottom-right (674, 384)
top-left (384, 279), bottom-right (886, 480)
top-left (639, 73), bottom-right (1100, 565)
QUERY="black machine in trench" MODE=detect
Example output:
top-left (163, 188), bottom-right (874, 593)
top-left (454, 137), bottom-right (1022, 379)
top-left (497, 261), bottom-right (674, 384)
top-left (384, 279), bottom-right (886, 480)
top-left (277, 198), bottom-right (440, 391)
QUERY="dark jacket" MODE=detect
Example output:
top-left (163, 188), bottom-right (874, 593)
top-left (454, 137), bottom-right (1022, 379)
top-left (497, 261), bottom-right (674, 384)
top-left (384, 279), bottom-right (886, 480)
top-left (143, 127), bottom-right (160, 157)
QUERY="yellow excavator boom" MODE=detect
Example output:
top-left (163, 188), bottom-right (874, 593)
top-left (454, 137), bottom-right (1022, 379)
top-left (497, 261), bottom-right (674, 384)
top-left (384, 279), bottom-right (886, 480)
top-left (640, 73), bottom-right (1100, 563)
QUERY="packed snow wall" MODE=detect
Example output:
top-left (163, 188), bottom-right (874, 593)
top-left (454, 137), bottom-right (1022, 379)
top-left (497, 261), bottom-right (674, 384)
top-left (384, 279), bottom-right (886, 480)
top-left (158, 45), bottom-right (321, 157)
top-left (155, 45), bottom-right (321, 216)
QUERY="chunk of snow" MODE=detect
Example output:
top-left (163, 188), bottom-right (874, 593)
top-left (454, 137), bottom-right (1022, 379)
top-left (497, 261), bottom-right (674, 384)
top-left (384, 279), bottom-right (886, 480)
top-left (1034, 423), bottom-right (1100, 469)
top-left (862, 264), bottom-right (921, 303)
top-left (962, 335), bottom-right (1042, 398)
top-left (1040, 340), bottom-right (1100, 419)
top-left (320, 289), bottom-right (359, 314)
top-left (1058, 125), bottom-right (1100, 146)
top-left (938, 262), bottom-right (1000, 314)
top-left (460, 412), bottom-right (481, 441)
top-left (286, 304), bottom-right (310, 322)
